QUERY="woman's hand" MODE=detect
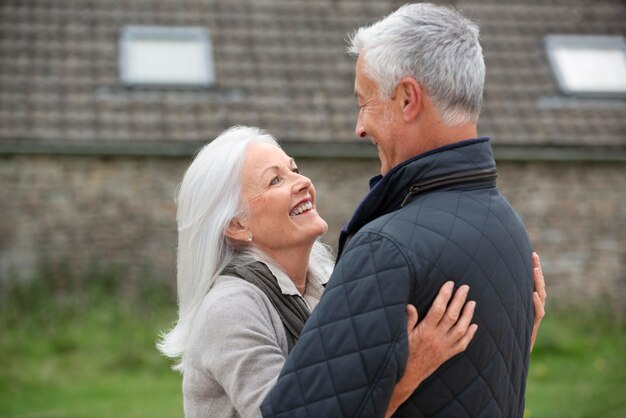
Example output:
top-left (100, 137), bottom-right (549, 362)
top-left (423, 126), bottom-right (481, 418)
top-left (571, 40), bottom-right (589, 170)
top-left (385, 282), bottom-right (477, 417)
top-left (530, 252), bottom-right (547, 351)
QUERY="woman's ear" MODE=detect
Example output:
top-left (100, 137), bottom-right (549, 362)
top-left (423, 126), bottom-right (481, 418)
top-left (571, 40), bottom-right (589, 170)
top-left (398, 77), bottom-right (421, 122)
top-left (225, 218), bottom-right (249, 242)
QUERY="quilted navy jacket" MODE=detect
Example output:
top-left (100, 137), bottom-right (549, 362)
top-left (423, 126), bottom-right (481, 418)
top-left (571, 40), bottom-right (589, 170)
top-left (261, 138), bottom-right (534, 417)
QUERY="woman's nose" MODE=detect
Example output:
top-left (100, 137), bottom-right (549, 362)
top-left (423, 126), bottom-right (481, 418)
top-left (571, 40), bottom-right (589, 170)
top-left (293, 173), bottom-right (312, 193)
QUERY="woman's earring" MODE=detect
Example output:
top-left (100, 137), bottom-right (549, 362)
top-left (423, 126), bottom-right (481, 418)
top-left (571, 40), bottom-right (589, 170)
top-left (247, 231), bottom-right (253, 242)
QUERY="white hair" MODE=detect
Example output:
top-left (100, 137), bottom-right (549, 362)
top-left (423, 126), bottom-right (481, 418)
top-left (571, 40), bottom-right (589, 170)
top-left (157, 126), bottom-right (334, 370)
top-left (347, 3), bottom-right (485, 127)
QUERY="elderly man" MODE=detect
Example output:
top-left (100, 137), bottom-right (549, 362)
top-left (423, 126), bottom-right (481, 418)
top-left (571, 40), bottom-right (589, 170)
top-left (262, 3), bottom-right (535, 417)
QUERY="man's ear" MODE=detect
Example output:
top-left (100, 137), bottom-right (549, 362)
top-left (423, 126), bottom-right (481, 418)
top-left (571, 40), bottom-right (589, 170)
top-left (225, 218), bottom-right (248, 242)
top-left (398, 77), bottom-right (421, 122)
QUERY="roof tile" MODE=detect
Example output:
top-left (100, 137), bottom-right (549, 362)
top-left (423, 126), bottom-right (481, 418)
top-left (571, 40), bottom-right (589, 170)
top-left (0, 0), bottom-right (624, 147)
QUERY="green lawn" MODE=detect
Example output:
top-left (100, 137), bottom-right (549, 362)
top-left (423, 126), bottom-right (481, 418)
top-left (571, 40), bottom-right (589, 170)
top-left (525, 308), bottom-right (626, 418)
top-left (1, 279), bottom-right (624, 418)
top-left (0, 279), bottom-right (183, 418)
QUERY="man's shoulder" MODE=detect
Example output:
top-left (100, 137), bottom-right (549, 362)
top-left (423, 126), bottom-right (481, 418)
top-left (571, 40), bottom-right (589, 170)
top-left (344, 206), bottom-right (437, 264)
top-left (352, 187), bottom-right (519, 257)
top-left (356, 199), bottom-right (446, 238)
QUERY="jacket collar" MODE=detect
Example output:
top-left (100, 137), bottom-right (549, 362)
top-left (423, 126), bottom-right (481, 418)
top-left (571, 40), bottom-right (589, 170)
top-left (338, 138), bottom-right (495, 256)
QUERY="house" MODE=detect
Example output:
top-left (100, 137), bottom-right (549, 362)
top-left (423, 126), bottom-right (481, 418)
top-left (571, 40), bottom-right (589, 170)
top-left (0, 0), bottom-right (624, 314)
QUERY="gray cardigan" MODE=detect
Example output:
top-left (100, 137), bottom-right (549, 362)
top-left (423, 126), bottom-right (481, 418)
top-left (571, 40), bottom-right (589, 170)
top-left (182, 262), bottom-right (327, 418)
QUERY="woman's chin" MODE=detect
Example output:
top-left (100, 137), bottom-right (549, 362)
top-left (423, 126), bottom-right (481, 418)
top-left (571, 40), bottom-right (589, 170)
top-left (308, 215), bottom-right (328, 237)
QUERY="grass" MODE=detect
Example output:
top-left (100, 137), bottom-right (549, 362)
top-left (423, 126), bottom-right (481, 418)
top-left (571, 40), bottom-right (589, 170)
top-left (525, 307), bottom-right (626, 418)
top-left (0, 276), bottom-right (625, 418)
top-left (0, 275), bottom-right (183, 418)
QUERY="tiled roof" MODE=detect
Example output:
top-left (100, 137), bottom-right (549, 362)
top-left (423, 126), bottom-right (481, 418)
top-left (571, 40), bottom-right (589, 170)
top-left (0, 0), bottom-right (624, 147)
top-left (469, 0), bottom-right (626, 146)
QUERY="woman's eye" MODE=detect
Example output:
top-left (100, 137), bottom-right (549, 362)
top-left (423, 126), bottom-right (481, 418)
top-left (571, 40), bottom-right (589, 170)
top-left (292, 168), bottom-right (300, 174)
top-left (269, 176), bottom-right (280, 186)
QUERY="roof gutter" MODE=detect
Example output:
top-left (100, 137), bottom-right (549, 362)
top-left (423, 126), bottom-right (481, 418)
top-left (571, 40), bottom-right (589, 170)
top-left (0, 138), bottom-right (625, 162)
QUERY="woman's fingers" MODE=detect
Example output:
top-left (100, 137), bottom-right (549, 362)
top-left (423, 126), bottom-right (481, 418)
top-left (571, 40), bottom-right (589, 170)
top-left (402, 281), bottom-right (478, 393)
top-left (423, 281), bottom-right (454, 326)
top-left (530, 292), bottom-right (544, 351)
top-left (449, 300), bottom-right (476, 340)
top-left (533, 252), bottom-right (547, 304)
top-left (456, 323), bottom-right (479, 351)
top-left (533, 292), bottom-right (545, 322)
top-left (406, 304), bottom-right (418, 334)
top-left (532, 252), bottom-right (546, 321)
top-left (530, 252), bottom-right (547, 352)
top-left (414, 281), bottom-right (477, 352)
top-left (439, 285), bottom-right (470, 328)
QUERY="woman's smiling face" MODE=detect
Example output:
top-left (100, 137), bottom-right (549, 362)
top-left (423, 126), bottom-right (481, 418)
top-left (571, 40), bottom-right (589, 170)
top-left (238, 142), bottom-right (328, 256)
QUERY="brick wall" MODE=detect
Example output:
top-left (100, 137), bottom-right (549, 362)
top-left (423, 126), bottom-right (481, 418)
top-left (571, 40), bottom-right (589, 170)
top-left (1, 154), bottom-right (624, 314)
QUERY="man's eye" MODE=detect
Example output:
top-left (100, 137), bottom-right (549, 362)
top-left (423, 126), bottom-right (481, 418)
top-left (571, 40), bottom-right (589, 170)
top-left (269, 176), bottom-right (280, 186)
top-left (292, 168), bottom-right (300, 174)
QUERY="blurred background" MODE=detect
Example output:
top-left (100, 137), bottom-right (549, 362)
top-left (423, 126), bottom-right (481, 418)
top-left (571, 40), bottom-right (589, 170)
top-left (0, 0), bottom-right (625, 417)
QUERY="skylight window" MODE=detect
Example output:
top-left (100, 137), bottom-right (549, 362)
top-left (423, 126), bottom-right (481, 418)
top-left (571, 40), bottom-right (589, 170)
top-left (544, 35), bottom-right (626, 97)
top-left (120, 26), bottom-right (215, 88)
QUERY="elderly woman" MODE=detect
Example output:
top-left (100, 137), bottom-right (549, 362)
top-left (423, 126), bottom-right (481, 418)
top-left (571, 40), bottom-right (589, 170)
top-left (158, 126), bottom-right (545, 418)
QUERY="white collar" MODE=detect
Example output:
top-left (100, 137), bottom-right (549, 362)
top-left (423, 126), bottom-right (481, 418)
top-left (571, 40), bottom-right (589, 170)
top-left (258, 255), bottom-right (328, 297)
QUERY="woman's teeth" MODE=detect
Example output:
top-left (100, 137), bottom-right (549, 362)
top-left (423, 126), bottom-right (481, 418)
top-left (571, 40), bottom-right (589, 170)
top-left (290, 201), bottom-right (313, 216)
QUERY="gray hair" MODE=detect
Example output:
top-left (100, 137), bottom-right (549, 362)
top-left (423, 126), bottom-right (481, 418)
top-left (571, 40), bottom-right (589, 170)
top-left (157, 126), bottom-right (334, 369)
top-left (347, 3), bottom-right (485, 126)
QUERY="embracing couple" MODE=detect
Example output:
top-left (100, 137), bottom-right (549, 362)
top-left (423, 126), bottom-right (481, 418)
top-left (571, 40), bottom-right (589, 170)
top-left (159, 3), bottom-right (547, 418)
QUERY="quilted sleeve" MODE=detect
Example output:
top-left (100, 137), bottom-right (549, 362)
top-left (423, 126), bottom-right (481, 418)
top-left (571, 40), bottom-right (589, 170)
top-left (261, 231), bottom-right (413, 418)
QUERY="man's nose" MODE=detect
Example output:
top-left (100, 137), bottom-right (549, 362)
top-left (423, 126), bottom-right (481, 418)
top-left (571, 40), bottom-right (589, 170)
top-left (355, 122), bottom-right (367, 139)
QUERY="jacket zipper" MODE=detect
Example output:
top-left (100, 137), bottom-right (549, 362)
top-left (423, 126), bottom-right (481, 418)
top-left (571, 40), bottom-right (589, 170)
top-left (400, 167), bottom-right (498, 207)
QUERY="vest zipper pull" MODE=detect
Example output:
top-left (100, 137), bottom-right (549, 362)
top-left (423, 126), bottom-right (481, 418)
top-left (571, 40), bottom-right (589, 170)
top-left (401, 185), bottom-right (420, 207)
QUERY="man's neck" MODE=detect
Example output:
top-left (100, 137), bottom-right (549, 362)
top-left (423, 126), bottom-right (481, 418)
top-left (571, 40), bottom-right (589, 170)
top-left (426, 121), bottom-right (479, 150)
top-left (384, 122), bottom-right (479, 176)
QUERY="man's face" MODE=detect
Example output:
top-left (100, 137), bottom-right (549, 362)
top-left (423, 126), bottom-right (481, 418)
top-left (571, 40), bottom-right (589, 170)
top-left (354, 55), bottom-right (403, 175)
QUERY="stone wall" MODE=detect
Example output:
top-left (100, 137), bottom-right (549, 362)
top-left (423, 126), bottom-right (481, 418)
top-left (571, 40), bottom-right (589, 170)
top-left (497, 161), bottom-right (626, 316)
top-left (0, 155), bottom-right (184, 289)
top-left (1, 154), bottom-right (624, 315)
